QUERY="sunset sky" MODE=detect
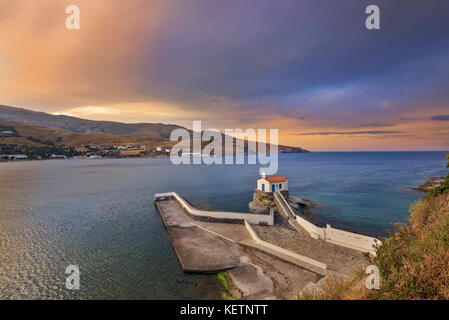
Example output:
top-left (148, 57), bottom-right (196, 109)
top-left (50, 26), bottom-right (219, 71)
top-left (0, 0), bottom-right (448, 151)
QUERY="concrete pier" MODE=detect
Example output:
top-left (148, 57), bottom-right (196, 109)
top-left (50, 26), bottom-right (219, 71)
top-left (154, 192), bottom-right (369, 299)
top-left (155, 198), bottom-right (244, 272)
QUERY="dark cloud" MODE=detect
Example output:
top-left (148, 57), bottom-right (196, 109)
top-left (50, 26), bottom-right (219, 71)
top-left (431, 115), bottom-right (449, 121)
top-left (2, 0), bottom-right (449, 150)
top-left (144, 0), bottom-right (449, 104)
top-left (293, 131), bottom-right (403, 136)
top-left (354, 123), bottom-right (396, 128)
top-left (131, 0), bottom-right (449, 138)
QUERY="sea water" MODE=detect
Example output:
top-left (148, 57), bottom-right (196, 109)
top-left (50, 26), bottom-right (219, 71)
top-left (0, 151), bottom-right (446, 299)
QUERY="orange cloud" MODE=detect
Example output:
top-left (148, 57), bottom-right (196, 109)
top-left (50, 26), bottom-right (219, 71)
top-left (0, 0), bottom-right (447, 151)
top-left (0, 0), bottom-right (172, 108)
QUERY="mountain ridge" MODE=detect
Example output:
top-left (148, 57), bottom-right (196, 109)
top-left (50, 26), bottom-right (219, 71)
top-left (0, 105), bottom-right (184, 139)
top-left (0, 104), bottom-right (308, 153)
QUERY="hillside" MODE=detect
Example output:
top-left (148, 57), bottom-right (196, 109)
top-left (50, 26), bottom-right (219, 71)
top-left (0, 105), bottom-right (184, 138)
top-left (0, 105), bottom-right (309, 154)
top-left (0, 121), bottom-right (170, 147)
top-left (0, 121), bottom-right (175, 159)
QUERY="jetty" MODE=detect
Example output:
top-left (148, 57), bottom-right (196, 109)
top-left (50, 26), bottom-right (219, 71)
top-left (154, 177), bottom-right (381, 299)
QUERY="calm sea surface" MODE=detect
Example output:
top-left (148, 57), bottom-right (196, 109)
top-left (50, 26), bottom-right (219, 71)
top-left (0, 151), bottom-right (447, 299)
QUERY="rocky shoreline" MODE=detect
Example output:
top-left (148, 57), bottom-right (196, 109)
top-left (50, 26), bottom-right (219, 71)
top-left (249, 191), bottom-right (323, 224)
top-left (412, 176), bottom-right (445, 192)
top-left (287, 196), bottom-right (323, 225)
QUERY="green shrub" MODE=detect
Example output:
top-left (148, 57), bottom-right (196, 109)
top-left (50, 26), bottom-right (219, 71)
top-left (313, 153), bottom-right (449, 300)
top-left (426, 154), bottom-right (449, 198)
top-left (370, 192), bottom-right (449, 299)
top-left (216, 272), bottom-right (236, 299)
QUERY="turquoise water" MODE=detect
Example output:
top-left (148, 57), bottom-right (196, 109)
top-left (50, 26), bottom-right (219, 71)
top-left (0, 151), bottom-right (447, 299)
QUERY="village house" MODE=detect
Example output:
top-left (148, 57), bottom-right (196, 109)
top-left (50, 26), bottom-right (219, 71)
top-left (50, 154), bottom-right (66, 159)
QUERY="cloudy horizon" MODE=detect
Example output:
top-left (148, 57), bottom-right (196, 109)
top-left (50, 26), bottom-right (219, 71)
top-left (1, 0), bottom-right (448, 151)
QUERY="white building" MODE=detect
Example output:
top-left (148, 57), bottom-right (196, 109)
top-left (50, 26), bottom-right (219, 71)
top-left (257, 172), bottom-right (288, 193)
top-left (50, 154), bottom-right (66, 159)
top-left (3, 154), bottom-right (28, 160)
top-left (87, 155), bottom-right (103, 159)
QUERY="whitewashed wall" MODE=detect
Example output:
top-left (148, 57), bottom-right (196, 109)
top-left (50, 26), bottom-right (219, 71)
top-left (256, 179), bottom-right (267, 191)
top-left (275, 180), bottom-right (288, 192)
top-left (271, 191), bottom-right (381, 256)
top-left (257, 179), bottom-right (288, 192)
top-left (325, 224), bottom-right (381, 255)
top-left (155, 192), bottom-right (274, 225)
top-left (295, 215), bottom-right (326, 240)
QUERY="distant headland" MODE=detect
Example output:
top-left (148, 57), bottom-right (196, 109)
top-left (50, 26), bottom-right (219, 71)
top-left (0, 105), bottom-right (308, 161)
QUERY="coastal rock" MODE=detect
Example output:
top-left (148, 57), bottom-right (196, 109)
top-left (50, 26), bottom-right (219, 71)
top-left (286, 196), bottom-right (323, 223)
top-left (248, 201), bottom-right (270, 215)
top-left (289, 201), bottom-right (300, 210)
top-left (289, 196), bottom-right (306, 207)
top-left (413, 176), bottom-right (445, 192)
top-left (250, 190), bottom-right (324, 225)
top-left (252, 189), bottom-right (289, 207)
top-left (279, 146), bottom-right (309, 153)
top-left (250, 190), bottom-right (321, 219)
top-left (289, 196), bottom-right (321, 209)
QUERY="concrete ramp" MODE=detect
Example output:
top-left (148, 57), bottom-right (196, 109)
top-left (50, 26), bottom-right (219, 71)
top-left (273, 192), bottom-right (303, 233)
top-left (273, 192), bottom-right (296, 220)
